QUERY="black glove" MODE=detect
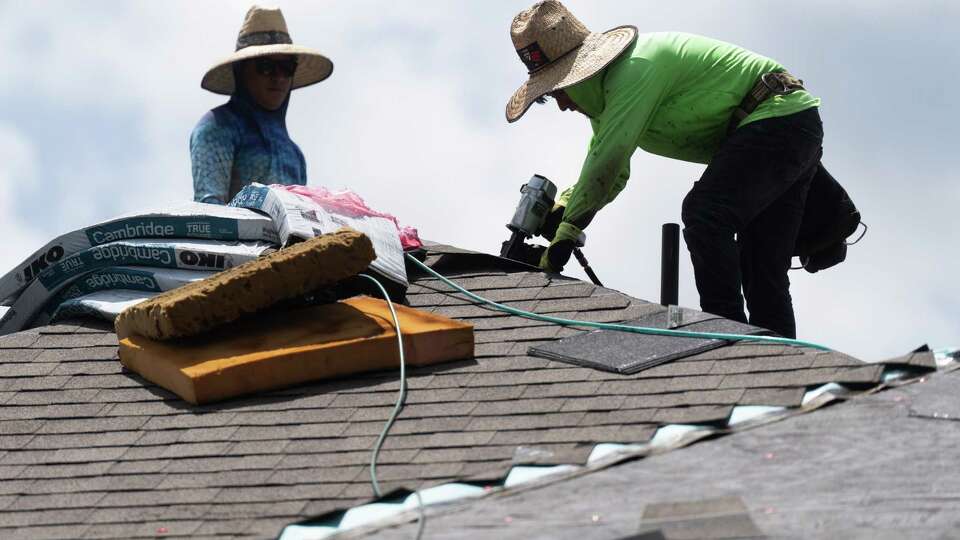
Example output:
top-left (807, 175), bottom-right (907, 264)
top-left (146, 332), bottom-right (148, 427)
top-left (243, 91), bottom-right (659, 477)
top-left (539, 222), bottom-right (581, 273)
top-left (539, 205), bottom-right (565, 241)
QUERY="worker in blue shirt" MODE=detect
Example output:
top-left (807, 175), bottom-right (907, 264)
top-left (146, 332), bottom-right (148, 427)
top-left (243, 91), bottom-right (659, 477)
top-left (191, 6), bottom-right (333, 205)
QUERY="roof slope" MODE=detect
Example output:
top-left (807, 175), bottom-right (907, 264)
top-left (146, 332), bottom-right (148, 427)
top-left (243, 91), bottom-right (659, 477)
top-left (364, 365), bottom-right (960, 540)
top-left (0, 244), bottom-right (933, 539)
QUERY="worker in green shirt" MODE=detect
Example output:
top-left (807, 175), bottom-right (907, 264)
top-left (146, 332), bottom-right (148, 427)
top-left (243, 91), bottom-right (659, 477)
top-left (506, 0), bottom-right (834, 339)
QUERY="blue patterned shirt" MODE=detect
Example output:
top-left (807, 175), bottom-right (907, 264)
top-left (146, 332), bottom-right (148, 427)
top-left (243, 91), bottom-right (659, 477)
top-left (190, 88), bottom-right (306, 205)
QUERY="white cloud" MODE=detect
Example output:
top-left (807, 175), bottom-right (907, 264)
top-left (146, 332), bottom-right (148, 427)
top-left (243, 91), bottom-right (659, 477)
top-left (0, 125), bottom-right (46, 277)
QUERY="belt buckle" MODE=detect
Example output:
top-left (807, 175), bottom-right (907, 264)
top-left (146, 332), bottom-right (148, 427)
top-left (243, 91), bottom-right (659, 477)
top-left (761, 72), bottom-right (789, 95)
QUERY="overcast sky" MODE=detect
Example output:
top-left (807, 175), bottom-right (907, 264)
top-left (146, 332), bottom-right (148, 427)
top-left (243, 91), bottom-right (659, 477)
top-left (0, 0), bottom-right (956, 360)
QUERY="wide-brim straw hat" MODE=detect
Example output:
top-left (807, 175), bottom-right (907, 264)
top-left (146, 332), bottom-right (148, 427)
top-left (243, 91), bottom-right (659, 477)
top-left (202, 5), bottom-right (333, 95)
top-left (506, 1), bottom-right (637, 122)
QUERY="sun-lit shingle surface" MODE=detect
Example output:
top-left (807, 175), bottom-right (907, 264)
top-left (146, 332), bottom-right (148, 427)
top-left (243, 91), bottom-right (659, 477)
top-left (0, 243), bottom-right (934, 539)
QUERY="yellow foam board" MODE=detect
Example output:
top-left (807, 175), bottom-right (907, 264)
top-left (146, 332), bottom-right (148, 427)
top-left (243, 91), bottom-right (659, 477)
top-left (118, 296), bottom-right (474, 404)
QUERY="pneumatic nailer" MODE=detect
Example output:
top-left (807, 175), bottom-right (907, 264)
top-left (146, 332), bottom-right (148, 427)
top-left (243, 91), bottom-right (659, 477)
top-left (499, 174), bottom-right (603, 286)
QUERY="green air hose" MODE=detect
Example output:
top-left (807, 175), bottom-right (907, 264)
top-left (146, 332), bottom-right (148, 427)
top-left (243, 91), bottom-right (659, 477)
top-left (358, 273), bottom-right (426, 540)
top-left (404, 253), bottom-right (831, 352)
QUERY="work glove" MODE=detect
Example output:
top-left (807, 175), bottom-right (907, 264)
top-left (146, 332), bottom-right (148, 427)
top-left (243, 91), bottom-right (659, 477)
top-left (539, 222), bottom-right (582, 273)
top-left (539, 204), bottom-right (565, 241)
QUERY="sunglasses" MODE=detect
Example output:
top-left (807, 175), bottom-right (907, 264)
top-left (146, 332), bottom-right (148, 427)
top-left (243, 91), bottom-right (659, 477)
top-left (253, 57), bottom-right (298, 78)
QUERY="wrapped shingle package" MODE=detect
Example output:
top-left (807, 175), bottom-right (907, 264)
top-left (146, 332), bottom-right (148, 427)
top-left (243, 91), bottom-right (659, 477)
top-left (0, 239), bottom-right (275, 335)
top-left (229, 183), bottom-right (407, 287)
top-left (31, 266), bottom-right (214, 327)
top-left (49, 290), bottom-right (157, 324)
top-left (0, 202), bottom-right (276, 304)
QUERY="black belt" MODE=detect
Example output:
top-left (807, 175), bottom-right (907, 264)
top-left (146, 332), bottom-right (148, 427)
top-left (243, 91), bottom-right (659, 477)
top-left (728, 71), bottom-right (805, 133)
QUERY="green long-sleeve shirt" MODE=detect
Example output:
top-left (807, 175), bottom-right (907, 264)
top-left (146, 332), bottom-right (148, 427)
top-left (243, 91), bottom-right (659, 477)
top-left (558, 32), bottom-right (820, 225)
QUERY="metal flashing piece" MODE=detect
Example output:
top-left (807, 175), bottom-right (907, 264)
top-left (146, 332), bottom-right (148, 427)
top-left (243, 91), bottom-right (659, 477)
top-left (529, 309), bottom-right (768, 373)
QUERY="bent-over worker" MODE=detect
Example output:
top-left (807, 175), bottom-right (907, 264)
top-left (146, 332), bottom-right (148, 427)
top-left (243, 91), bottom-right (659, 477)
top-left (191, 5), bottom-right (333, 205)
top-left (507, 0), bottom-right (840, 339)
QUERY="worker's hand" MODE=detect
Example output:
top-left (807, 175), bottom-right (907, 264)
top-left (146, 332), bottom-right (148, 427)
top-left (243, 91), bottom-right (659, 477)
top-left (539, 204), bottom-right (565, 241)
top-left (539, 222), bottom-right (582, 273)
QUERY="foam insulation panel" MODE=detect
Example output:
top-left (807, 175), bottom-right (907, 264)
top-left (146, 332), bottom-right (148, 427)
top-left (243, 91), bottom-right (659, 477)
top-left (114, 229), bottom-right (374, 340)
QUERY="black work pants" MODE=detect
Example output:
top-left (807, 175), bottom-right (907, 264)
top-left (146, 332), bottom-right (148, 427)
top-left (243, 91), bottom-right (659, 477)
top-left (681, 107), bottom-right (824, 339)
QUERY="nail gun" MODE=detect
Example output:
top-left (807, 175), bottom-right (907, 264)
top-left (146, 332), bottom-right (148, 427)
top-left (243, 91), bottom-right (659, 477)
top-left (499, 174), bottom-right (603, 286)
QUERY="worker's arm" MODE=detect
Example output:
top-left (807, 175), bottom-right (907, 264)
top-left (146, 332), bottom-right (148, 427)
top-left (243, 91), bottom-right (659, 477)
top-left (190, 114), bottom-right (237, 205)
top-left (541, 57), bottom-right (666, 272)
top-left (561, 56), bottom-right (665, 227)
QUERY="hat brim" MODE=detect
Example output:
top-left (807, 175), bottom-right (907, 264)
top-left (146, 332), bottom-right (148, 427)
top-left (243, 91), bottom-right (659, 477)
top-left (506, 25), bottom-right (637, 123)
top-left (201, 44), bottom-right (334, 95)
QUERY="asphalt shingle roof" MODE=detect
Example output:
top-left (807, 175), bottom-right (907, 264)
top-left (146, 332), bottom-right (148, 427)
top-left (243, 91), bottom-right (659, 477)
top-left (0, 243), bottom-right (936, 539)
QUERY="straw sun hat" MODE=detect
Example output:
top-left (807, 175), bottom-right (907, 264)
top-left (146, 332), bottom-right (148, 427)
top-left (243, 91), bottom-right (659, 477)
top-left (506, 1), bottom-right (637, 122)
top-left (201, 5), bottom-right (333, 95)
